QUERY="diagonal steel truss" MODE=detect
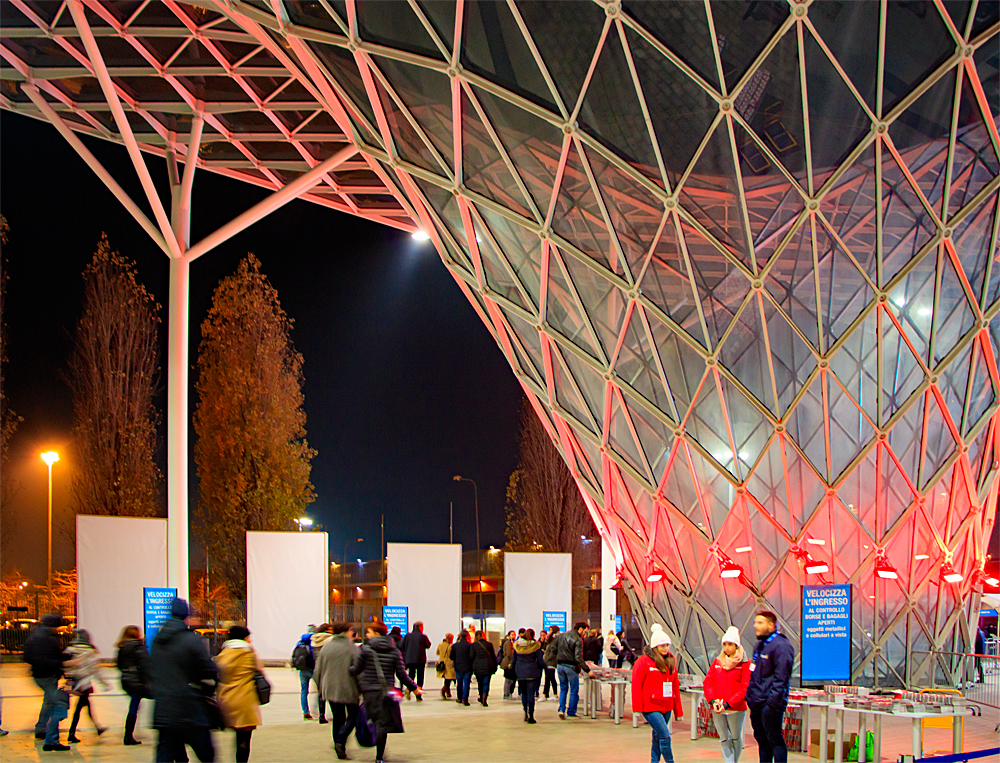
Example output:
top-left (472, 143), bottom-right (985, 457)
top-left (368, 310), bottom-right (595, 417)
top-left (3, 0), bottom-right (998, 686)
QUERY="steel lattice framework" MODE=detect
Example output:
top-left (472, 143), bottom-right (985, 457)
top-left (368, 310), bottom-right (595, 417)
top-left (2, 0), bottom-right (999, 686)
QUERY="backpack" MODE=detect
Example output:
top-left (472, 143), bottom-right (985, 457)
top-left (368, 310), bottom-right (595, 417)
top-left (291, 642), bottom-right (314, 671)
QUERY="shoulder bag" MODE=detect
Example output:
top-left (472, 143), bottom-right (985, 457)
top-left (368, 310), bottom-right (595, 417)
top-left (372, 651), bottom-right (405, 734)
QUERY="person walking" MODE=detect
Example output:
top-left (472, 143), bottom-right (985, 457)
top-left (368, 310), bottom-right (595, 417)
top-left (472, 631), bottom-right (498, 706)
top-left (974, 626), bottom-right (986, 684)
top-left (401, 622), bottom-right (431, 700)
top-left (745, 610), bottom-right (794, 763)
top-left (556, 621), bottom-right (591, 719)
top-left (311, 624), bottom-right (334, 723)
top-left (116, 625), bottom-right (152, 746)
top-left (215, 626), bottom-right (264, 763)
top-left (703, 626), bottom-right (751, 763)
top-left (583, 628), bottom-right (604, 665)
top-left (604, 629), bottom-right (624, 669)
top-left (350, 622), bottom-right (421, 763)
top-left (542, 627), bottom-right (559, 701)
top-left (499, 630), bottom-right (517, 699)
top-left (23, 613), bottom-right (74, 751)
top-left (314, 623), bottom-right (360, 760)
top-left (292, 629), bottom-right (318, 720)
top-left (436, 634), bottom-right (456, 700)
top-left (150, 598), bottom-right (218, 762)
top-left (66, 629), bottom-right (109, 742)
top-left (509, 629), bottom-right (545, 724)
top-left (389, 626), bottom-right (403, 649)
top-left (632, 624), bottom-right (683, 763)
top-left (450, 631), bottom-right (474, 706)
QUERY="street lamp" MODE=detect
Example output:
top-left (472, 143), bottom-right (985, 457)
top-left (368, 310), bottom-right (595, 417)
top-left (40, 451), bottom-right (59, 600)
top-left (453, 475), bottom-right (481, 625)
top-left (295, 516), bottom-right (313, 532)
top-left (343, 537), bottom-right (363, 617)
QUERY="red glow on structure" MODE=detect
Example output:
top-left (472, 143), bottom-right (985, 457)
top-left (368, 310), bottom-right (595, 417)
top-left (941, 562), bottom-right (963, 583)
top-left (875, 554), bottom-right (899, 580)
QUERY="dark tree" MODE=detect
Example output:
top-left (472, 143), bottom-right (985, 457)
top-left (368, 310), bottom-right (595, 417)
top-left (0, 215), bottom-right (23, 563)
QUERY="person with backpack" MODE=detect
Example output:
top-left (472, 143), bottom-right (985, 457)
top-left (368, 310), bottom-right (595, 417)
top-left (509, 629), bottom-right (545, 724)
top-left (292, 630), bottom-right (318, 720)
top-left (23, 613), bottom-right (75, 751)
top-left (116, 625), bottom-right (151, 746)
top-left (703, 626), bottom-right (751, 763)
top-left (449, 630), bottom-right (474, 706)
top-left (471, 631), bottom-right (498, 706)
top-left (400, 622), bottom-right (431, 701)
top-left (541, 626), bottom-right (559, 701)
top-left (66, 629), bottom-right (109, 743)
top-left (215, 625), bottom-right (265, 763)
top-left (632, 624), bottom-right (683, 763)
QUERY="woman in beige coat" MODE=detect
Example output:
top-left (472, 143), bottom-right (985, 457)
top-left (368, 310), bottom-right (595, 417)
top-left (215, 625), bottom-right (264, 762)
top-left (436, 634), bottom-right (456, 699)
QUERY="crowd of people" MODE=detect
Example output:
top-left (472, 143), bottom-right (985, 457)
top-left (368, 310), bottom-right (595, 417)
top-left (15, 603), bottom-right (797, 763)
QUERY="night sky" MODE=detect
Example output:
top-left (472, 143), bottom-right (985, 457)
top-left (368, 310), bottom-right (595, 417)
top-left (1, 113), bottom-right (523, 582)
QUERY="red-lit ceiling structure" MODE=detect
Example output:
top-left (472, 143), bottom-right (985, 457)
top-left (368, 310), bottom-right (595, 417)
top-left (2, 0), bottom-right (998, 686)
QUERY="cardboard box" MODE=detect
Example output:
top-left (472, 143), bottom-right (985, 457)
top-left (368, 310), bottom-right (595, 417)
top-left (809, 729), bottom-right (857, 759)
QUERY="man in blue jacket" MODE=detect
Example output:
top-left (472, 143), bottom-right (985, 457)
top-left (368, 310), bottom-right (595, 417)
top-left (745, 610), bottom-right (795, 763)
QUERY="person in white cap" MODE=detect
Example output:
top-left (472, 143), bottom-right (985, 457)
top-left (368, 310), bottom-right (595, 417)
top-left (703, 626), bottom-right (751, 763)
top-left (631, 624), bottom-right (683, 763)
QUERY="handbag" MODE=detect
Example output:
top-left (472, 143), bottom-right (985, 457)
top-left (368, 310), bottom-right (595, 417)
top-left (371, 649), bottom-right (405, 734)
top-left (203, 695), bottom-right (225, 730)
top-left (436, 661), bottom-right (445, 677)
top-left (355, 705), bottom-right (376, 747)
top-left (253, 670), bottom-right (271, 705)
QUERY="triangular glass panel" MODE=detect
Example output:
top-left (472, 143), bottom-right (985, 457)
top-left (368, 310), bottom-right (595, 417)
top-left (745, 495), bottom-right (792, 585)
top-left (578, 24), bottom-right (663, 184)
top-left (923, 392), bottom-right (959, 488)
top-left (356, 1), bottom-right (446, 59)
top-left (677, 119), bottom-right (754, 270)
top-left (609, 391), bottom-right (651, 481)
top-left (680, 222), bottom-right (752, 349)
top-left (416, 0), bottom-right (456, 54)
top-left (475, 204), bottom-right (543, 311)
top-left (764, 215), bottom-right (822, 349)
top-left (563, 347), bottom-right (608, 428)
top-left (746, 438), bottom-right (795, 536)
top-left (763, 295), bottom-right (817, 416)
top-left (371, 55), bottom-right (454, 171)
top-left (967, 417), bottom-right (992, 488)
top-left (815, 217), bottom-right (876, 348)
top-left (807, 0), bottom-right (880, 111)
top-left (783, 437), bottom-right (828, 529)
top-left (472, 85), bottom-right (564, 217)
top-left (740, 164), bottom-right (806, 267)
top-left (462, 91), bottom-right (534, 219)
top-left (371, 74), bottom-right (441, 174)
top-left (476, 221), bottom-right (529, 310)
top-left (718, 294), bottom-right (775, 413)
top-left (623, 0), bottom-right (721, 91)
top-left (501, 307), bottom-right (544, 384)
top-left (880, 143), bottom-right (938, 287)
top-left (638, 214), bottom-right (706, 346)
top-left (830, 307), bottom-right (879, 422)
top-left (583, 143), bottom-right (665, 281)
top-left (414, 176), bottom-right (469, 248)
top-left (622, 24), bottom-right (720, 188)
top-left (880, 445), bottom-right (917, 540)
top-left (785, 373), bottom-right (827, 478)
top-left (881, 308), bottom-right (926, 425)
top-left (686, 444), bottom-right (737, 539)
top-left (938, 342), bottom-right (973, 429)
top-left (718, 374), bottom-right (772, 480)
top-left (614, 305), bottom-right (674, 418)
top-left (460, 0), bottom-right (557, 110)
top-left (952, 195), bottom-right (998, 307)
top-left (887, 245), bottom-right (936, 365)
top-left (947, 83), bottom-right (1000, 218)
top-left (551, 346), bottom-right (599, 435)
top-left (312, 44), bottom-right (379, 131)
top-left (686, 374), bottom-right (740, 480)
top-left (662, 443), bottom-right (711, 534)
top-left (837, 446), bottom-right (879, 540)
top-left (933, 248), bottom-right (978, 366)
top-left (819, 141), bottom-right (878, 282)
top-left (646, 309), bottom-right (709, 422)
top-left (568, 433), bottom-right (599, 491)
top-left (561, 252), bottom-right (629, 361)
top-left (965, 340), bottom-right (997, 436)
top-left (623, 391), bottom-right (677, 485)
top-left (545, 249), bottom-right (603, 361)
top-left (973, 41), bottom-right (999, 123)
top-left (576, 429), bottom-right (605, 484)
top-left (888, 389), bottom-right (924, 481)
top-left (828, 371), bottom-right (878, 479)
top-left (883, 1), bottom-right (958, 114)
top-left (708, 0), bottom-right (789, 95)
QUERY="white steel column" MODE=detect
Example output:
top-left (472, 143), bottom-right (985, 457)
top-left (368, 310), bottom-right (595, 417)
top-left (602, 538), bottom-right (618, 636)
top-left (167, 255), bottom-right (190, 599)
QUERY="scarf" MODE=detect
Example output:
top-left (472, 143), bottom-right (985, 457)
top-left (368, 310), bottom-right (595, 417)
top-left (717, 645), bottom-right (746, 671)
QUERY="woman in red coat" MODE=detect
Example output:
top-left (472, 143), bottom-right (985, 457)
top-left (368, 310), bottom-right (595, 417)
top-left (702, 626), bottom-right (751, 763)
top-left (631, 624), bottom-right (683, 763)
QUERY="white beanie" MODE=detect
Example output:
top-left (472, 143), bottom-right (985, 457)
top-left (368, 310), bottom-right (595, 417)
top-left (721, 626), bottom-right (741, 646)
top-left (649, 623), bottom-right (671, 649)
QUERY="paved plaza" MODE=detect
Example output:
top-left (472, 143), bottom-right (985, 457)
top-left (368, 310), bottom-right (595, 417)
top-left (1, 664), bottom-right (997, 762)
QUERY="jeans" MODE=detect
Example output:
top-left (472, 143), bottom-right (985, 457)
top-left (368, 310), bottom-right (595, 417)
top-left (155, 726), bottom-right (215, 762)
top-left (299, 670), bottom-right (313, 714)
top-left (519, 678), bottom-right (540, 717)
top-left (406, 663), bottom-right (425, 688)
top-left (456, 672), bottom-right (472, 702)
top-left (557, 665), bottom-right (579, 716)
top-left (127, 693), bottom-right (142, 717)
top-left (329, 702), bottom-right (358, 746)
top-left (750, 704), bottom-right (787, 763)
top-left (644, 710), bottom-right (674, 763)
top-left (543, 667), bottom-right (556, 697)
top-left (33, 675), bottom-right (67, 746)
top-left (504, 677), bottom-right (516, 698)
top-left (713, 710), bottom-right (747, 763)
top-left (474, 672), bottom-right (492, 701)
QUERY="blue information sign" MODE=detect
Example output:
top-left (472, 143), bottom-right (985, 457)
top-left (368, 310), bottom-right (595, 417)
top-left (801, 584), bottom-right (852, 682)
top-left (615, 614), bottom-right (623, 634)
top-left (382, 606), bottom-right (408, 633)
top-left (542, 611), bottom-right (567, 631)
top-left (144, 587), bottom-right (177, 651)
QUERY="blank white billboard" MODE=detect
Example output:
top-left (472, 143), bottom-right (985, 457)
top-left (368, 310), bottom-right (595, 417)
top-left (247, 531), bottom-right (329, 661)
top-left (77, 515), bottom-right (167, 658)
top-left (387, 543), bottom-right (462, 648)
top-left (504, 552), bottom-right (572, 634)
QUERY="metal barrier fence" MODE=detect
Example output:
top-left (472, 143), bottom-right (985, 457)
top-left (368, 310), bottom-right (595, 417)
top-left (911, 650), bottom-right (1000, 709)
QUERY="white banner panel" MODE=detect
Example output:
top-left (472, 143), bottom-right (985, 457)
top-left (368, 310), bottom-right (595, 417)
top-left (77, 515), bottom-right (167, 657)
top-left (247, 531), bottom-right (329, 661)
top-left (387, 543), bottom-right (462, 650)
top-left (504, 552), bottom-right (572, 634)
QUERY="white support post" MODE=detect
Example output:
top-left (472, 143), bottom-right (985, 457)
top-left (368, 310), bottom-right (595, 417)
top-left (167, 255), bottom-right (190, 600)
top-left (602, 537), bottom-right (618, 639)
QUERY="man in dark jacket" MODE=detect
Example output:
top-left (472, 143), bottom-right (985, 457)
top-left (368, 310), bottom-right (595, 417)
top-left (556, 621), bottom-right (591, 719)
top-left (400, 622), bottom-right (431, 701)
top-left (24, 613), bottom-right (73, 750)
top-left (745, 610), bottom-right (795, 763)
top-left (150, 598), bottom-right (218, 762)
top-left (471, 632), bottom-right (498, 706)
top-left (449, 631), bottom-right (474, 705)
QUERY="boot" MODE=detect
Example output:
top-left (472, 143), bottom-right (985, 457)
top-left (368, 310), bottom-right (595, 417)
top-left (441, 687), bottom-right (447, 700)
top-left (124, 713), bottom-right (142, 746)
top-left (524, 711), bottom-right (529, 722)
top-left (527, 714), bottom-right (537, 724)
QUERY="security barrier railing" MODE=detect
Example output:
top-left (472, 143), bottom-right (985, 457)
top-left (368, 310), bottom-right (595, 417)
top-left (911, 650), bottom-right (1000, 710)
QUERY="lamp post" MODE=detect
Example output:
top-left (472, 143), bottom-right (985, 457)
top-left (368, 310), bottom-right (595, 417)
top-left (343, 537), bottom-right (363, 618)
top-left (453, 475), bottom-right (481, 626)
top-left (295, 516), bottom-right (313, 532)
top-left (40, 451), bottom-right (59, 602)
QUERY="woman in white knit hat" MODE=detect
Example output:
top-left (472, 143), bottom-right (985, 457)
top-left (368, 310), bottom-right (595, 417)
top-left (631, 624), bottom-right (683, 763)
top-left (702, 626), bottom-right (751, 763)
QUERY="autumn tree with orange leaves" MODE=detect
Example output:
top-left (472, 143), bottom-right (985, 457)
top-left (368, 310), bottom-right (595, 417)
top-left (194, 255), bottom-right (315, 593)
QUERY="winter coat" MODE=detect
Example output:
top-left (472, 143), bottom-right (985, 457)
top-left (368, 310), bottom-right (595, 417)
top-left (509, 638), bottom-right (546, 681)
top-left (583, 636), bottom-right (604, 662)
top-left (702, 654), bottom-right (751, 712)
top-left (215, 640), bottom-right (262, 729)
top-left (311, 632), bottom-right (333, 654)
top-left (350, 635), bottom-right (418, 694)
top-left (150, 616), bottom-right (218, 729)
top-left (450, 637), bottom-right (474, 674)
top-left (314, 633), bottom-right (360, 705)
top-left (23, 624), bottom-right (70, 679)
top-left (471, 639), bottom-right (498, 676)
top-left (744, 631), bottom-right (794, 712)
top-left (436, 641), bottom-right (456, 680)
top-left (543, 636), bottom-right (559, 668)
top-left (631, 654), bottom-right (683, 716)
top-left (67, 643), bottom-right (106, 693)
top-left (401, 626), bottom-right (431, 666)
top-left (116, 638), bottom-right (152, 697)
top-left (556, 629), bottom-right (590, 673)
top-left (604, 634), bottom-right (623, 662)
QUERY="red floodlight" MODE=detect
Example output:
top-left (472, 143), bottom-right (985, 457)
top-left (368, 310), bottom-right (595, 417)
top-left (646, 566), bottom-right (666, 583)
top-left (940, 562), bottom-right (963, 583)
top-left (804, 559), bottom-right (830, 574)
top-left (874, 554), bottom-right (898, 580)
top-left (719, 558), bottom-right (743, 579)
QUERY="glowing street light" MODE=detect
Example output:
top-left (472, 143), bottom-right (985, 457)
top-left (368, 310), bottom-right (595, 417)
top-left (40, 451), bottom-right (59, 597)
top-left (294, 516), bottom-right (314, 532)
top-left (411, 229), bottom-right (430, 242)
